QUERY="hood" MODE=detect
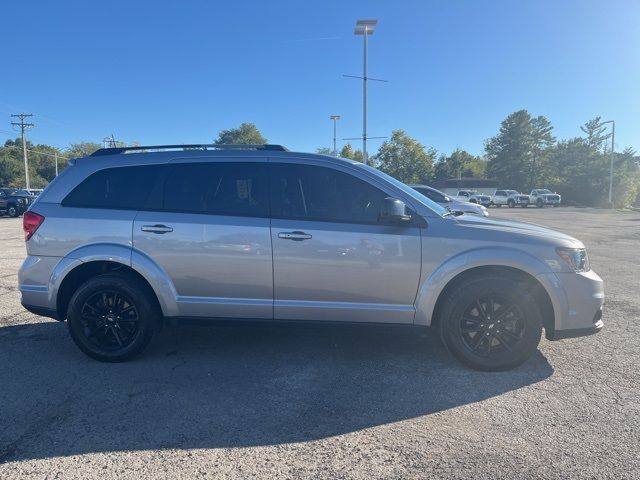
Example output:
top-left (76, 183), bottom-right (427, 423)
top-left (453, 214), bottom-right (581, 246)
top-left (449, 199), bottom-right (484, 211)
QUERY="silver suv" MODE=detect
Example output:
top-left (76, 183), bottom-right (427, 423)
top-left (18, 144), bottom-right (604, 370)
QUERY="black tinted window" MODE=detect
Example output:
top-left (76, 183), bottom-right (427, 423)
top-left (62, 165), bottom-right (162, 209)
top-left (271, 163), bottom-right (388, 224)
top-left (418, 188), bottom-right (445, 202)
top-left (163, 162), bottom-right (268, 217)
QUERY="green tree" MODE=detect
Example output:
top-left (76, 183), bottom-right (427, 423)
top-left (0, 139), bottom-right (23, 187)
top-left (316, 147), bottom-right (333, 155)
top-left (65, 142), bottom-right (101, 158)
top-left (214, 123), bottom-right (267, 145)
top-left (580, 116), bottom-right (610, 152)
top-left (375, 130), bottom-right (435, 184)
top-left (434, 149), bottom-right (486, 180)
top-left (528, 116), bottom-right (556, 189)
top-left (486, 110), bottom-right (538, 191)
top-left (339, 143), bottom-right (364, 162)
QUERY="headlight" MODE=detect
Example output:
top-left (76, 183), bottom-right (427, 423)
top-left (18, 198), bottom-right (25, 204)
top-left (556, 247), bottom-right (590, 272)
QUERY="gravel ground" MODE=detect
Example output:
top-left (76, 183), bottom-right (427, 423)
top-left (0, 207), bottom-right (638, 479)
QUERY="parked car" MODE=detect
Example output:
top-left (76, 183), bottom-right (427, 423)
top-left (453, 190), bottom-right (492, 207)
top-left (27, 189), bottom-right (44, 197)
top-left (492, 190), bottom-right (531, 208)
top-left (19, 144), bottom-right (603, 371)
top-left (409, 184), bottom-right (489, 217)
top-left (530, 189), bottom-right (561, 207)
top-left (0, 188), bottom-right (35, 217)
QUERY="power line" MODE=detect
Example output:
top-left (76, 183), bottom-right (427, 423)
top-left (10, 113), bottom-right (34, 189)
top-left (2, 144), bottom-right (68, 178)
top-left (2, 144), bottom-right (68, 159)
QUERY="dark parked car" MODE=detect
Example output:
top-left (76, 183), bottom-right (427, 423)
top-left (0, 188), bottom-right (35, 217)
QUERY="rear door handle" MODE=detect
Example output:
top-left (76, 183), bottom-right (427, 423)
top-left (278, 231), bottom-right (312, 241)
top-left (141, 224), bottom-right (173, 234)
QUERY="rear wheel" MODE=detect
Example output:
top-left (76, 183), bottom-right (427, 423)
top-left (67, 273), bottom-right (158, 362)
top-left (438, 276), bottom-right (543, 371)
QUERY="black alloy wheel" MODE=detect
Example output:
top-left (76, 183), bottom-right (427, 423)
top-left (67, 273), bottom-right (158, 362)
top-left (79, 290), bottom-right (140, 351)
top-left (458, 295), bottom-right (525, 358)
top-left (439, 276), bottom-right (543, 371)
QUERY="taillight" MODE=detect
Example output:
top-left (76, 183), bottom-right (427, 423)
top-left (23, 211), bottom-right (45, 241)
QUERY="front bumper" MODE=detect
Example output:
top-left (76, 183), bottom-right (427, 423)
top-left (539, 269), bottom-right (604, 340)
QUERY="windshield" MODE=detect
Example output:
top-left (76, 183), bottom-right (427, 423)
top-left (356, 164), bottom-right (448, 216)
top-left (538, 189), bottom-right (552, 194)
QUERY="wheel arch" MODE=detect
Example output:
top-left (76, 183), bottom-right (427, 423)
top-left (415, 249), bottom-right (561, 338)
top-left (52, 243), bottom-right (178, 320)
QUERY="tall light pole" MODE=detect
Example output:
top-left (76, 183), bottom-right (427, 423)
top-left (330, 115), bottom-right (341, 156)
top-left (600, 120), bottom-right (615, 207)
top-left (354, 19), bottom-right (377, 165)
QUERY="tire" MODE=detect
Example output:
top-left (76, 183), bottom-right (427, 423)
top-left (553, 204), bottom-right (560, 208)
top-left (469, 199), bottom-right (477, 204)
top-left (521, 203), bottom-right (528, 208)
top-left (536, 199), bottom-right (544, 208)
top-left (496, 204), bottom-right (502, 208)
top-left (7, 204), bottom-right (19, 217)
top-left (67, 272), bottom-right (159, 362)
top-left (438, 276), bottom-right (543, 371)
top-left (507, 200), bottom-right (515, 208)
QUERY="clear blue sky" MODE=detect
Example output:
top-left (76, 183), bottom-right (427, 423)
top-left (1, 0), bottom-right (638, 156)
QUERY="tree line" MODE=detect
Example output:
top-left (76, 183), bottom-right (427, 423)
top-left (322, 110), bottom-right (639, 208)
top-left (1, 114), bottom-right (638, 207)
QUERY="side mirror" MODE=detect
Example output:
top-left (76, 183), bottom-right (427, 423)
top-left (379, 197), bottom-right (411, 224)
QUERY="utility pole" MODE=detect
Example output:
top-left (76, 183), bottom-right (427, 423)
top-left (10, 113), bottom-right (34, 189)
top-left (54, 152), bottom-right (59, 176)
top-left (330, 115), bottom-right (341, 156)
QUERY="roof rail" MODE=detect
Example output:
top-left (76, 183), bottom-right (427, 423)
top-left (90, 144), bottom-right (288, 156)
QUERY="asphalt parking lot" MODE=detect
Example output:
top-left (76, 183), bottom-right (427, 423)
top-left (1, 207), bottom-right (639, 479)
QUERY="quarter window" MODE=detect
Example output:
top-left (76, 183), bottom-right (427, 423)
top-left (62, 165), bottom-right (162, 210)
top-left (163, 162), bottom-right (268, 217)
top-left (270, 163), bottom-right (388, 224)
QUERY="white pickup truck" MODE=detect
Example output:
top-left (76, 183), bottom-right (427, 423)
top-left (492, 190), bottom-right (531, 208)
top-left (454, 190), bottom-right (492, 207)
top-left (530, 189), bottom-right (562, 207)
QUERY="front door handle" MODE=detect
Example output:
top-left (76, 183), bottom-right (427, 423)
top-left (141, 224), bottom-right (173, 234)
top-left (278, 231), bottom-right (312, 241)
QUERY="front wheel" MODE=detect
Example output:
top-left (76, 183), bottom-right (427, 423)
top-left (67, 273), bottom-right (158, 362)
top-left (507, 200), bottom-right (515, 208)
top-left (438, 276), bottom-right (543, 371)
top-left (7, 204), bottom-right (19, 217)
top-left (536, 199), bottom-right (544, 208)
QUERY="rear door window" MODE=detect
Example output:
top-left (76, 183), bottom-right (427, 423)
top-left (163, 162), bottom-right (268, 217)
top-left (62, 165), bottom-right (163, 210)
